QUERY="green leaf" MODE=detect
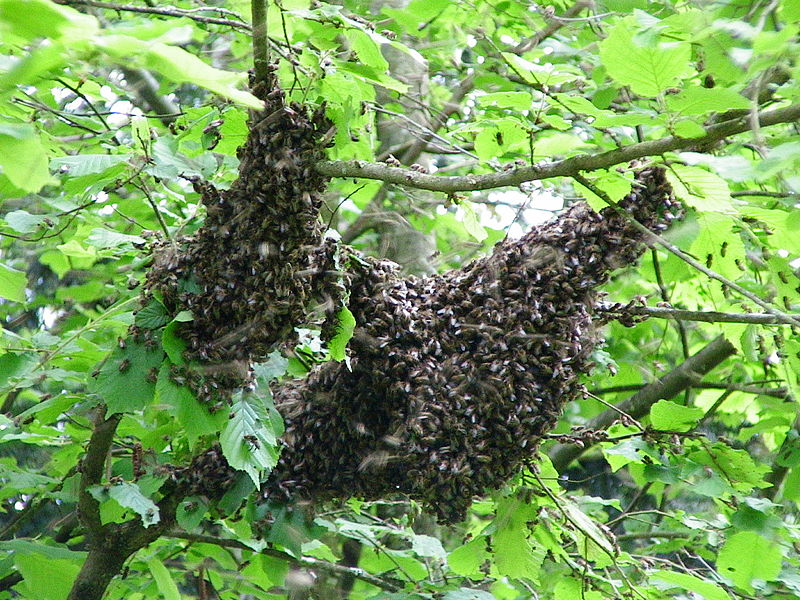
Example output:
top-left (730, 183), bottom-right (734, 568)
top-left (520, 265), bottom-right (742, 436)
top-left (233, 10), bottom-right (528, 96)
top-left (651, 570), bottom-right (729, 600)
top-left (85, 228), bottom-right (145, 249)
top-left (460, 201), bottom-right (488, 242)
top-left (56, 239), bottom-right (97, 261)
top-left (650, 399), bottom-right (704, 432)
top-left (50, 154), bottom-right (130, 177)
top-left (448, 537), bottom-right (488, 579)
top-left (492, 498), bottom-right (544, 581)
top-left (161, 321), bottom-right (187, 365)
top-left (0, 0), bottom-right (97, 40)
top-left (328, 306), bottom-right (356, 362)
top-left (0, 124), bottom-right (50, 192)
top-left (107, 481), bottom-right (160, 527)
top-left (667, 165), bottom-right (734, 212)
top-left (599, 18), bottom-right (693, 96)
top-left (411, 534), bottom-right (446, 559)
top-left (443, 589), bottom-right (495, 600)
top-left (97, 36), bottom-right (263, 109)
top-left (666, 87), bottom-right (751, 115)
top-left (146, 556), bottom-right (181, 600)
top-left (0, 263), bottom-right (27, 302)
top-left (90, 338), bottom-right (164, 414)
top-left (346, 29), bottom-right (389, 72)
top-left (717, 532), bottom-right (782, 592)
top-left (176, 496), bottom-right (208, 531)
top-left (562, 498), bottom-right (617, 558)
top-left (155, 362), bottom-right (224, 446)
top-left (135, 299), bottom-right (170, 330)
top-left (14, 555), bottom-right (80, 600)
top-left (5, 210), bottom-right (46, 233)
top-left (220, 393), bottom-right (279, 487)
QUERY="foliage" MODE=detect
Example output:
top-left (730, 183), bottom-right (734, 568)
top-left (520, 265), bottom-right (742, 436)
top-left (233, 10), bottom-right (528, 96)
top-left (0, 0), bottom-right (799, 599)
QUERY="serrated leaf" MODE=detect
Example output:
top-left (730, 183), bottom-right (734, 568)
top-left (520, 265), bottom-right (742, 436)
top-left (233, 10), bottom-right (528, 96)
top-left (56, 239), bottom-right (97, 261)
top-left (220, 393), bottom-right (278, 487)
top-left (155, 362), bottom-right (223, 446)
top-left (448, 537), bottom-right (488, 578)
top-left (135, 299), bottom-right (170, 329)
top-left (666, 87), bottom-right (751, 115)
top-left (717, 532), bottom-right (781, 592)
top-left (667, 165), bottom-right (734, 212)
top-left (328, 306), bottom-right (356, 361)
top-left (650, 399), bottom-right (704, 432)
top-left (0, 263), bottom-right (27, 303)
top-left (90, 338), bottom-right (164, 414)
top-left (599, 18), bottom-right (693, 96)
top-left (176, 496), bottom-right (208, 531)
top-left (50, 153), bottom-right (130, 177)
top-left (107, 481), bottom-right (160, 527)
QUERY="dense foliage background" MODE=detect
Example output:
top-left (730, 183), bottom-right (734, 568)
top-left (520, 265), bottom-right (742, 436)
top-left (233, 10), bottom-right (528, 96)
top-left (0, 0), bottom-right (799, 599)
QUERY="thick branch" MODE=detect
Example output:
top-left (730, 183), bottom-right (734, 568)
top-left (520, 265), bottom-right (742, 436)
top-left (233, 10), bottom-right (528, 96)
top-left (77, 408), bottom-right (122, 536)
top-left (549, 336), bottom-right (737, 472)
top-left (167, 532), bottom-right (402, 591)
top-left (251, 0), bottom-right (269, 84)
top-left (316, 103), bottom-right (800, 192)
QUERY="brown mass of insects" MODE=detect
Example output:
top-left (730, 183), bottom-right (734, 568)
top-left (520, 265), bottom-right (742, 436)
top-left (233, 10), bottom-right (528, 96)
top-left (148, 75), bottom-right (680, 522)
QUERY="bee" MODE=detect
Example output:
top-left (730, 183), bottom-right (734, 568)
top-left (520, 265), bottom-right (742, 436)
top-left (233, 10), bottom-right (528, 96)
top-left (118, 359), bottom-right (131, 373)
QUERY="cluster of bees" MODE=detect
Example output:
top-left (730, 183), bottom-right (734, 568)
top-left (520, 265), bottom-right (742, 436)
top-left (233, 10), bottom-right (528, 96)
top-left (145, 74), bottom-right (679, 520)
top-left (145, 76), bottom-right (338, 406)
top-left (269, 167), bottom-right (679, 522)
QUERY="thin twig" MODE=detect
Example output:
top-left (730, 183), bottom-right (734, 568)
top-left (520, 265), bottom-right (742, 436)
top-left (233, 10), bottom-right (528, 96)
top-left (574, 173), bottom-right (800, 327)
top-left (166, 531), bottom-right (402, 592)
top-left (54, 0), bottom-right (251, 30)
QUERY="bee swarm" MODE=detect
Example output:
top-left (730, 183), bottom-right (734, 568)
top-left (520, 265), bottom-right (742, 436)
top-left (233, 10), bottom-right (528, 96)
top-left (270, 167), bottom-right (679, 522)
top-left (149, 77), bottom-right (679, 521)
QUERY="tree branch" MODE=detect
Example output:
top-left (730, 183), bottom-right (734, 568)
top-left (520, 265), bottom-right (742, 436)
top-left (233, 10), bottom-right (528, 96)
top-left (77, 408), bottom-right (122, 536)
top-left (549, 336), bottom-right (737, 472)
top-left (251, 0), bottom-right (269, 84)
top-left (601, 304), bottom-right (800, 326)
top-left (578, 175), bottom-right (800, 327)
top-left (592, 381), bottom-right (789, 399)
top-left (53, 0), bottom-right (251, 30)
top-left (316, 103), bottom-right (800, 192)
top-left (166, 531), bottom-right (403, 592)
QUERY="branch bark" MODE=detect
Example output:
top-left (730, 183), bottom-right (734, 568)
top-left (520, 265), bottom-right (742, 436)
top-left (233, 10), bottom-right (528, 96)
top-left (315, 103), bottom-right (800, 192)
top-left (54, 0), bottom-right (251, 30)
top-left (548, 336), bottom-right (737, 473)
top-left (601, 304), bottom-right (800, 326)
